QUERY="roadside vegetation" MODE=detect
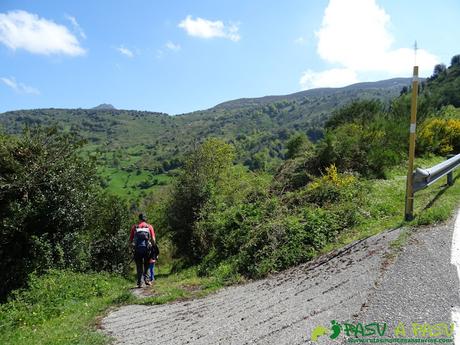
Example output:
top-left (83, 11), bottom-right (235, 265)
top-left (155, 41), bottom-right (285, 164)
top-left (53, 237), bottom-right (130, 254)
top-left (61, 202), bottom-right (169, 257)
top-left (1, 55), bottom-right (460, 345)
top-left (0, 270), bottom-right (132, 345)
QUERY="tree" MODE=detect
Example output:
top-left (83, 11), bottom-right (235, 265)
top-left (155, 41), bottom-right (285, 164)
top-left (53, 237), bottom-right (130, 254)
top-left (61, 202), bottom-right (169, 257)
top-left (0, 127), bottom-right (99, 298)
top-left (432, 63), bottom-right (447, 79)
top-left (167, 138), bottom-right (235, 263)
top-left (451, 54), bottom-right (460, 67)
top-left (251, 149), bottom-right (269, 171)
top-left (286, 132), bottom-right (311, 159)
top-left (89, 194), bottom-right (131, 274)
top-left (325, 99), bottom-right (384, 129)
top-left (400, 86), bottom-right (409, 96)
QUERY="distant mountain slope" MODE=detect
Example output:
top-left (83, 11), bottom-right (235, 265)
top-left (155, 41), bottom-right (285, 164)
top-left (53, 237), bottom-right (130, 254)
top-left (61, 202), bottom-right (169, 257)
top-left (0, 78), bottom-right (412, 173)
top-left (92, 103), bottom-right (116, 110)
top-left (212, 78), bottom-right (412, 111)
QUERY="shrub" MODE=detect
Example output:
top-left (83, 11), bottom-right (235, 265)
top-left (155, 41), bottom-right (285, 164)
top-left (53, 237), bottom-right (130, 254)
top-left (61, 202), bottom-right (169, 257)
top-left (418, 112), bottom-right (460, 155)
top-left (0, 128), bottom-right (98, 298)
top-left (285, 132), bottom-right (311, 159)
top-left (325, 99), bottom-right (384, 129)
top-left (305, 165), bottom-right (358, 205)
top-left (195, 165), bottom-right (364, 279)
top-left (167, 138), bottom-right (236, 263)
top-left (0, 128), bottom-right (132, 299)
top-left (88, 194), bottom-right (131, 275)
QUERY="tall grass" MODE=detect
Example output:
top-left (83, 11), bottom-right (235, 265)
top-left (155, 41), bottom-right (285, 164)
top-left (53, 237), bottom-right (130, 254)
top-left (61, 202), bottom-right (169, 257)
top-left (323, 156), bottom-right (460, 253)
top-left (0, 270), bottom-right (132, 345)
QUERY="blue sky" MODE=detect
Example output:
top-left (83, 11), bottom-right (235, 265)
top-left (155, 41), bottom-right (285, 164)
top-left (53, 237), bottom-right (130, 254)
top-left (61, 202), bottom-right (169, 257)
top-left (0, 0), bottom-right (459, 114)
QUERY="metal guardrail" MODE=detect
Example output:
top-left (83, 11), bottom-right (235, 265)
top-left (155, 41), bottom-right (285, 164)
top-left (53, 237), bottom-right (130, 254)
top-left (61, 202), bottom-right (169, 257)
top-left (412, 154), bottom-right (460, 193)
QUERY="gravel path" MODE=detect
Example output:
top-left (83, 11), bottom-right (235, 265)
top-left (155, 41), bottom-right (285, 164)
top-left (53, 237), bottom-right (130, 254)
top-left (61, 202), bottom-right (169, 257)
top-left (101, 228), bottom-right (403, 345)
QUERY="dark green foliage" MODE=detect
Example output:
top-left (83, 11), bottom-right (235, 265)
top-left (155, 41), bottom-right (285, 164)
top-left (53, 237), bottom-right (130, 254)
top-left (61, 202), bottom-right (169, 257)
top-left (432, 64), bottom-right (447, 79)
top-left (286, 132), bottom-right (311, 159)
top-left (0, 128), bottom-right (131, 299)
top-left (88, 194), bottom-right (131, 274)
top-left (164, 138), bottom-right (365, 279)
top-left (421, 55), bottom-right (460, 109)
top-left (193, 164), bottom-right (364, 278)
top-left (314, 123), bottom-right (403, 178)
top-left (166, 138), bottom-right (236, 263)
top-left (325, 99), bottom-right (384, 129)
top-left (0, 128), bottom-right (97, 297)
top-left (273, 152), bottom-right (315, 191)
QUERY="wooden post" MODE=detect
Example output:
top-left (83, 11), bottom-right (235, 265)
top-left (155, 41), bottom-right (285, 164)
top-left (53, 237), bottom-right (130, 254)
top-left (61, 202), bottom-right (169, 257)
top-left (405, 66), bottom-right (419, 221)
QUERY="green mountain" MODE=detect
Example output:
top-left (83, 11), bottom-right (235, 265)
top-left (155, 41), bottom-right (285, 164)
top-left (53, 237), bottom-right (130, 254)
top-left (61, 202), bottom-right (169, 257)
top-left (211, 78), bottom-right (411, 111)
top-left (92, 103), bottom-right (116, 110)
top-left (0, 78), bottom-right (413, 197)
top-left (0, 78), bottom-right (411, 150)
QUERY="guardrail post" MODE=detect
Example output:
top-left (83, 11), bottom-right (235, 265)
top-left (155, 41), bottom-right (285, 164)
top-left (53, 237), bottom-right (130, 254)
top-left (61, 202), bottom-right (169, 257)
top-left (448, 172), bottom-right (454, 186)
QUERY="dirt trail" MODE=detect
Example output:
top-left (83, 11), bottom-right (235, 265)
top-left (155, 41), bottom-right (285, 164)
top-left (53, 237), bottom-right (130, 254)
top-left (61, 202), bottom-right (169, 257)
top-left (102, 228), bottom-right (403, 345)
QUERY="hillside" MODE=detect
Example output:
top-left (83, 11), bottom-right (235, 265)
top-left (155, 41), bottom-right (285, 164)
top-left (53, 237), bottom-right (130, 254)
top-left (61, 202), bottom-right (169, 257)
top-left (0, 78), bottom-right (415, 199)
top-left (92, 103), bottom-right (116, 110)
top-left (0, 78), bottom-right (411, 169)
top-left (211, 78), bottom-right (411, 110)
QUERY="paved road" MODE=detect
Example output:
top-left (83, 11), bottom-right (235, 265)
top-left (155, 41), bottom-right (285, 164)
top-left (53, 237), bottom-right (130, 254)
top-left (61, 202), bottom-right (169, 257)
top-left (101, 215), bottom-right (460, 345)
top-left (362, 217), bottom-right (459, 325)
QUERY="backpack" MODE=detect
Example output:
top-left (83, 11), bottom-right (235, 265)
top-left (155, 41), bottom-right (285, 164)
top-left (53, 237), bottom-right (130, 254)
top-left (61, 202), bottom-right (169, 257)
top-left (134, 225), bottom-right (151, 250)
top-left (149, 241), bottom-right (160, 260)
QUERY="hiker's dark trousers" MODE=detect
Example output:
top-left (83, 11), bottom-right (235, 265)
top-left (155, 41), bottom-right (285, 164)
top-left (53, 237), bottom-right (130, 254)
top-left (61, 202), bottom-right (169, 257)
top-left (134, 247), bottom-right (149, 285)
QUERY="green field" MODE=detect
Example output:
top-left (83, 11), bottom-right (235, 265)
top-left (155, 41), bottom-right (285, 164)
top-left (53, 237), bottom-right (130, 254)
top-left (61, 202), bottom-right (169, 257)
top-left (99, 167), bottom-right (172, 199)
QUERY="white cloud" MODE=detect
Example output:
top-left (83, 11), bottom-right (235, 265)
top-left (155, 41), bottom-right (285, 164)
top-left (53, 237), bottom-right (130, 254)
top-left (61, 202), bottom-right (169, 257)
top-left (165, 41), bottom-right (181, 51)
top-left (1, 76), bottom-right (40, 95)
top-left (300, 68), bottom-right (358, 90)
top-left (316, 0), bottom-right (392, 70)
top-left (294, 36), bottom-right (307, 45)
top-left (117, 46), bottom-right (134, 58)
top-left (0, 10), bottom-right (85, 56)
top-left (156, 49), bottom-right (164, 59)
top-left (300, 0), bottom-right (439, 89)
top-left (65, 14), bottom-right (86, 39)
top-left (178, 15), bottom-right (240, 42)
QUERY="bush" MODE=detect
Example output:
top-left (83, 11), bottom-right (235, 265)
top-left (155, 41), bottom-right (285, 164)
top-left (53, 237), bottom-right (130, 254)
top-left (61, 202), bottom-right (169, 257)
top-left (88, 194), bottom-right (131, 275)
top-left (304, 165), bottom-right (358, 205)
top-left (0, 127), bottom-right (132, 299)
top-left (195, 165), bottom-right (364, 279)
top-left (285, 132), bottom-right (311, 159)
top-left (325, 99), bottom-right (384, 129)
top-left (418, 108), bottom-right (460, 155)
top-left (166, 138), bottom-right (236, 263)
top-left (314, 115), bottom-right (405, 178)
top-left (0, 128), bottom-right (99, 298)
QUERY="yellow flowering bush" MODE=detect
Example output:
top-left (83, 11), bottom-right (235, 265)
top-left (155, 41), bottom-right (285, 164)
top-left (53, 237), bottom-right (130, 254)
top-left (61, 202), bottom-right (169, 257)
top-left (418, 117), bottom-right (460, 155)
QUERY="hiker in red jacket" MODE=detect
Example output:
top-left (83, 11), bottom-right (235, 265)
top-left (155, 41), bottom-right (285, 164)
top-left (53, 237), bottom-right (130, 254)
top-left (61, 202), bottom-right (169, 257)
top-left (129, 213), bottom-right (156, 288)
